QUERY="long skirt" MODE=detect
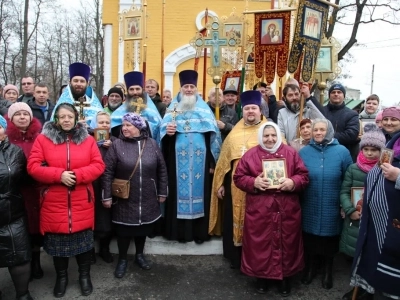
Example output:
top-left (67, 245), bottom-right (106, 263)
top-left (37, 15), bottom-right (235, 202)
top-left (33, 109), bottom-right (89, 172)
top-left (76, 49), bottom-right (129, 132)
top-left (44, 229), bottom-right (93, 257)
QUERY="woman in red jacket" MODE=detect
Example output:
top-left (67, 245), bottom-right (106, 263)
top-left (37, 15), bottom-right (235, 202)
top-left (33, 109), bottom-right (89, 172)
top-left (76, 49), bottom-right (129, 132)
top-left (27, 103), bottom-right (105, 298)
top-left (5, 102), bottom-right (44, 281)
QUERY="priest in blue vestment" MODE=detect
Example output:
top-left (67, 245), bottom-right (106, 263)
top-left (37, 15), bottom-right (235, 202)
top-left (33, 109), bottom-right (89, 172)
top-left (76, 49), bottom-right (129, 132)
top-left (160, 70), bottom-right (221, 243)
top-left (110, 71), bottom-right (162, 142)
top-left (52, 62), bottom-right (103, 127)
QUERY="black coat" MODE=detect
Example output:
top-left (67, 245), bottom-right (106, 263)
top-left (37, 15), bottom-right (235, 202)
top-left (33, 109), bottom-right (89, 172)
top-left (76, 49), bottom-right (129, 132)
top-left (151, 93), bottom-right (167, 117)
top-left (207, 102), bottom-right (239, 141)
top-left (27, 99), bottom-right (55, 126)
top-left (0, 99), bottom-right (12, 117)
top-left (0, 137), bottom-right (31, 267)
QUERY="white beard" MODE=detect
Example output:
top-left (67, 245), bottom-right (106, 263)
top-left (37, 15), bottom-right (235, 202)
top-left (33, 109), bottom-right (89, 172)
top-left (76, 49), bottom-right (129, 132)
top-left (179, 94), bottom-right (197, 111)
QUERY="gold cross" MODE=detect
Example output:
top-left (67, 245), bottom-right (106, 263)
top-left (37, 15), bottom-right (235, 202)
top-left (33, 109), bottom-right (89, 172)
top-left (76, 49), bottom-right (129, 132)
top-left (130, 97), bottom-right (147, 114)
top-left (166, 103), bottom-right (183, 123)
top-left (74, 96), bottom-right (90, 120)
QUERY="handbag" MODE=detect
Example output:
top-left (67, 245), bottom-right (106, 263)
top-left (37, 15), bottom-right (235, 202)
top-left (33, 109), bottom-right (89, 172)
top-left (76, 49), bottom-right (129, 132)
top-left (111, 140), bottom-right (146, 199)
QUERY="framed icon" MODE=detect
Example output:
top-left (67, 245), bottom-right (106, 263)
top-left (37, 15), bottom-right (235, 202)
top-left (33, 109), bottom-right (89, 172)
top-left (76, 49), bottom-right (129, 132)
top-left (262, 158), bottom-right (287, 189)
top-left (124, 16), bottom-right (142, 40)
top-left (379, 148), bottom-right (394, 166)
top-left (93, 128), bottom-right (109, 143)
top-left (351, 187), bottom-right (364, 213)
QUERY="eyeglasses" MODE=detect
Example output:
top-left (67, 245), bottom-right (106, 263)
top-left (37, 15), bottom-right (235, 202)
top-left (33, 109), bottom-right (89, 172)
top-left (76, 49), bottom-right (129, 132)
top-left (22, 82), bottom-right (33, 86)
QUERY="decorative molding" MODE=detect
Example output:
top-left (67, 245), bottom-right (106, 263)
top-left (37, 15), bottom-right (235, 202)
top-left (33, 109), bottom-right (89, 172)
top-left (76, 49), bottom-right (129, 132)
top-left (164, 44), bottom-right (210, 73)
top-left (195, 10), bottom-right (218, 31)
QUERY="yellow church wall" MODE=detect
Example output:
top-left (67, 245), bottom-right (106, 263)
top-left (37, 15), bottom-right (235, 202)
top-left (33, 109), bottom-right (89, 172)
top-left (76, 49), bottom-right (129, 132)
top-left (102, 0), bottom-right (271, 93)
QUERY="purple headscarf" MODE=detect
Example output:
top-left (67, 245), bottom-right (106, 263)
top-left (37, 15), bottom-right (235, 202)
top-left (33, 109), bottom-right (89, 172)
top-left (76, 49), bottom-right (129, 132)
top-left (122, 112), bottom-right (147, 130)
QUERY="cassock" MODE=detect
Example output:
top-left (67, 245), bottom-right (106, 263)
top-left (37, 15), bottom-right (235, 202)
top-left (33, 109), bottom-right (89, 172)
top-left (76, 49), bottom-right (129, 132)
top-left (51, 86), bottom-right (103, 127)
top-left (110, 93), bottom-right (162, 142)
top-left (160, 93), bottom-right (221, 242)
top-left (209, 118), bottom-right (266, 266)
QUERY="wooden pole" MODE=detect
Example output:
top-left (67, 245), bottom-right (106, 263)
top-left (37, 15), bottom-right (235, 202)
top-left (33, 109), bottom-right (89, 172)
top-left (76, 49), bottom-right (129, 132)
top-left (160, 0), bottom-right (165, 94)
top-left (352, 287), bottom-right (359, 300)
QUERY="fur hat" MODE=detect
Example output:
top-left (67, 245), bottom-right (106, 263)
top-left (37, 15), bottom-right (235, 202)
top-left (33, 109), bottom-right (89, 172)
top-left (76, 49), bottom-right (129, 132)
top-left (3, 84), bottom-right (19, 98)
top-left (360, 123), bottom-right (386, 150)
top-left (8, 102), bottom-right (33, 121)
top-left (329, 83), bottom-right (346, 97)
top-left (0, 115), bottom-right (7, 130)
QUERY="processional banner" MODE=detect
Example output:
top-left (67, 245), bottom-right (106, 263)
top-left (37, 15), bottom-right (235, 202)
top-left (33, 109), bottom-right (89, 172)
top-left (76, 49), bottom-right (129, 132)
top-left (288, 0), bottom-right (329, 82)
top-left (254, 11), bottom-right (291, 84)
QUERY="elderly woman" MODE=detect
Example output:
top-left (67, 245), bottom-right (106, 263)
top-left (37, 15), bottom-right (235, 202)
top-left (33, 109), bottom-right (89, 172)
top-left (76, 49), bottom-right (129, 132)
top-left (381, 106), bottom-right (400, 143)
top-left (102, 113), bottom-right (167, 279)
top-left (27, 103), bottom-right (105, 298)
top-left (3, 84), bottom-right (19, 103)
top-left (299, 118), bottom-right (353, 290)
top-left (289, 118), bottom-right (312, 152)
top-left (5, 103), bottom-right (44, 281)
top-left (0, 116), bottom-right (33, 300)
top-left (350, 115), bottom-right (400, 300)
top-left (233, 122), bottom-right (309, 297)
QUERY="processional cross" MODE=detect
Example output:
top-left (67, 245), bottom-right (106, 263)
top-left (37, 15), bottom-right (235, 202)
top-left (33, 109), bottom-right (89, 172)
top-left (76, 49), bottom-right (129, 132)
top-left (130, 97), bottom-right (147, 114)
top-left (74, 97), bottom-right (90, 120)
top-left (166, 103), bottom-right (183, 123)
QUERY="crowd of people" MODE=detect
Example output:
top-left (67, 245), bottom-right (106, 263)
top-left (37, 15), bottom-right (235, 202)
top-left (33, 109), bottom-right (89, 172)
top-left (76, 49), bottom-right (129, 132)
top-left (0, 62), bottom-right (399, 300)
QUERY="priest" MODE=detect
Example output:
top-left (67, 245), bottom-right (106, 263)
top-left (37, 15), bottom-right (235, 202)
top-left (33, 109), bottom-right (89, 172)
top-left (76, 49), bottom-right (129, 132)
top-left (110, 71), bottom-right (162, 141)
top-left (160, 70), bottom-right (221, 243)
top-left (209, 90), bottom-right (267, 269)
top-left (52, 62), bottom-right (103, 127)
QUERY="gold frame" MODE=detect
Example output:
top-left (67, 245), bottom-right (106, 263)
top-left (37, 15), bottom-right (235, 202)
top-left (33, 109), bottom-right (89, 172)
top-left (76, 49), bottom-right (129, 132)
top-left (315, 45), bottom-right (333, 73)
top-left (379, 148), bottom-right (394, 166)
top-left (262, 158), bottom-right (287, 189)
top-left (124, 16), bottom-right (142, 40)
top-left (93, 128), bottom-right (110, 142)
top-left (351, 187), bottom-right (364, 212)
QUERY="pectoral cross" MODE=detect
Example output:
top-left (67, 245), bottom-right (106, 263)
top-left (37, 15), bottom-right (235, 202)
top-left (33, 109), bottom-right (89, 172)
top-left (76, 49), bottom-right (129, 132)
top-left (130, 97), bottom-right (147, 114)
top-left (241, 146), bottom-right (247, 156)
top-left (74, 97), bottom-right (90, 120)
top-left (166, 103), bottom-right (183, 123)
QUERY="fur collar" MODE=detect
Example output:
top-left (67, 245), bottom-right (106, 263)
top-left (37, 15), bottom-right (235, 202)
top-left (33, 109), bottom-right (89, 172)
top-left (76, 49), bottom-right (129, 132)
top-left (42, 122), bottom-right (88, 145)
top-left (5, 116), bottom-right (42, 142)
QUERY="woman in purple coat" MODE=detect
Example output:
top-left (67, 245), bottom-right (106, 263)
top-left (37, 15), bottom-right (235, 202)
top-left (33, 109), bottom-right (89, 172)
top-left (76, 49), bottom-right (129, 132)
top-left (233, 122), bottom-right (309, 297)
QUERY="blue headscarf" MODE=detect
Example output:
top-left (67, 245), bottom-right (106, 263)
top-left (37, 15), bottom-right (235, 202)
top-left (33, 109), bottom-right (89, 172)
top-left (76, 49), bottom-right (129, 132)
top-left (0, 115), bottom-right (7, 130)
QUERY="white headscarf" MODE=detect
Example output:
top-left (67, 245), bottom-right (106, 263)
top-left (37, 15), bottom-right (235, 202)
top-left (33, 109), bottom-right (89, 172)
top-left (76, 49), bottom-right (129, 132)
top-left (258, 122), bottom-right (282, 153)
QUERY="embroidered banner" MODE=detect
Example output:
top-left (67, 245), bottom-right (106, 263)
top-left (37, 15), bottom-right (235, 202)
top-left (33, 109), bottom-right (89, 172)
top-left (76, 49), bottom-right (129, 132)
top-left (254, 10), bottom-right (291, 84)
top-left (288, 0), bottom-right (329, 82)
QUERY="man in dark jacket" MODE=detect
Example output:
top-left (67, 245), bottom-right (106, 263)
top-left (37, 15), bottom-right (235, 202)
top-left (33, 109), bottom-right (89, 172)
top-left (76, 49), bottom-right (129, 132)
top-left (207, 88), bottom-right (239, 141)
top-left (302, 83), bottom-right (360, 161)
top-left (27, 83), bottom-right (55, 125)
top-left (17, 76), bottom-right (35, 103)
top-left (145, 79), bottom-right (166, 117)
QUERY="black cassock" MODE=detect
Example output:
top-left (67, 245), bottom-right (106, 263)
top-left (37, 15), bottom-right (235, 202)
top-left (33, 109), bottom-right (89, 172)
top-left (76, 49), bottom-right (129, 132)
top-left (162, 132), bottom-right (215, 242)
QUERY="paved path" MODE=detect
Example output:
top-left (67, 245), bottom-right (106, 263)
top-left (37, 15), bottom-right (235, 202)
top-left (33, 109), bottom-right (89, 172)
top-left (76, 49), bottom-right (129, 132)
top-left (0, 253), bottom-right (353, 299)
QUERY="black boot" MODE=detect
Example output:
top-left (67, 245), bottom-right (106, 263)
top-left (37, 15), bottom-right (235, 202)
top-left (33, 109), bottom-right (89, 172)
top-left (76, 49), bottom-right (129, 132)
top-left (53, 256), bottom-right (69, 298)
top-left (321, 256), bottom-right (333, 289)
top-left (278, 278), bottom-right (291, 297)
top-left (135, 253), bottom-right (152, 270)
top-left (31, 251), bottom-right (44, 279)
top-left (255, 278), bottom-right (268, 294)
top-left (76, 251), bottom-right (93, 296)
top-left (114, 259), bottom-right (128, 278)
top-left (99, 237), bottom-right (113, 263)
top-left (16, 292), bottom-right (33, 300)
top-left (90, 247), bottom-right (96, 265)
top-left (301, 254), bottom-right (315, 285)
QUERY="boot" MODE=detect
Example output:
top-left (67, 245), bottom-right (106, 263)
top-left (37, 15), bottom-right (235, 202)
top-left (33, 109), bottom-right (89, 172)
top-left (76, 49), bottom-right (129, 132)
top-left (90, 247), bottom-right (96, 265)
top-left (321, 256), bottom-right (333, 289)
top-left (16, 292), bottom-right (33, 300)
top-left (135, 253), bottom-right (152, 270)
top-left (76, 251), bottom-right (93, 296)
top-left (255, 278), bottom-right (268, 294)
top-left (277, 278), bottom-right (291, 297)
top-left (99, 237), bottom-right (113, 263)
top-left (31, 251), bottom-right (44, 279)
top-left (301, 254), bottom-right (315, 285)
top-left (114, 259), bottom-right (128, 278)
top-left (53, 256), bottom-right (69, 298)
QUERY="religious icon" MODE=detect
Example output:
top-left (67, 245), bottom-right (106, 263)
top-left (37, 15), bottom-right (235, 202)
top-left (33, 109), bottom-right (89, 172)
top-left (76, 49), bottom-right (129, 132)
top-left (302, 7), bottom-right (322, 40)
top-left (260, 19), bottom-right (283, 45)
top-left (93, 128), bottom-right (110, 146)
top-left (246, 43), bottom-right (255, 63)
top-left (379, 148), bottom-right (394, 166)
top-left (224, 76), bottom-right (239, 91)
top-left (262, 158), bottom-right (287, 189)
top-left (224, 23), bottom-right (243, 40)
top-left (125, 16), bottom-right (142, 40)
top-left (316, 46), bottom-right (332, 72)
top-left (351, 188), bottom-right (364, 213)
top-left (220, 71), bottom-right (242, 93)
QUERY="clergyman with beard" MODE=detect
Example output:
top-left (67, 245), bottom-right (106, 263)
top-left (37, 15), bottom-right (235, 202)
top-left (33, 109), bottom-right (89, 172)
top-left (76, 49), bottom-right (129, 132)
top-left (52, 62), bottom-right (103, 127)
top-left (160, 70), bottom-right (221, 244)
top-left (277, 84), bottom-right (325, 142)
top-left (110, 71), bottom-right (161, 141)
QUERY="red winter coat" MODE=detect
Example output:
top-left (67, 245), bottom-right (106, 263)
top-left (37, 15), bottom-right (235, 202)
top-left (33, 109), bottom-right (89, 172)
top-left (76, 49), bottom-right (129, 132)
top-left (233, 144), bottom-right (309, 280)
top-left (6, 116), bottom-right (42, 234)
top-left (27, 122), bottom-right (105, 235)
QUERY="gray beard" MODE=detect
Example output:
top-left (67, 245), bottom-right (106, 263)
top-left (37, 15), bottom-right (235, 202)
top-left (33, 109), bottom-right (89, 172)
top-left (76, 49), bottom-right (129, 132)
top-left (179, 94), bottom-right (196, 111)
top-left (108, 102), bottom-right (122, 110)
top-left (290, 102), bottom-right (300, 112)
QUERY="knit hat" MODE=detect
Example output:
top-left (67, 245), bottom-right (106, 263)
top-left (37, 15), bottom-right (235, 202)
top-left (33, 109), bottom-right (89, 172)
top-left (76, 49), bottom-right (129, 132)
top-left (107, 87), bottom-right (124, 99)
top-left (8, 102), bottom-right (33, 121)
top-left (360, 123), bottom-right (386, 150)
top-left (122, 112), bottom-right (146, 130)
top-left (0, 115), bottom-right (7, 130)
top-left (375, 110), bottom-right (383, 122)
top-left (329, 83), bottom-right (346, 97)
top-left (2, 84), bottom-right (19, 98)
top-left (382, 106), bottom-right (400, 121)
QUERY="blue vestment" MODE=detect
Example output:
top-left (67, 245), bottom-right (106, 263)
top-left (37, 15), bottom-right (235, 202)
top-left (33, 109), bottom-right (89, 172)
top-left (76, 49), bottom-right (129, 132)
top-left (160, 93), bottom-right (221, 219)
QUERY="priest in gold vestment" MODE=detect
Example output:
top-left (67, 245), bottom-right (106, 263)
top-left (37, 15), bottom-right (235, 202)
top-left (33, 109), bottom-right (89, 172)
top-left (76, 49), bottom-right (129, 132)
top-left (209, 90), bottom-right (267, 268)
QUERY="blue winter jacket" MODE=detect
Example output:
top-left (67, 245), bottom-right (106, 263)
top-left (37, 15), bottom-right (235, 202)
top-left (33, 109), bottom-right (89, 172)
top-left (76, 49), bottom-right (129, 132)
top-left (299, 138), bottom-right (353, 236)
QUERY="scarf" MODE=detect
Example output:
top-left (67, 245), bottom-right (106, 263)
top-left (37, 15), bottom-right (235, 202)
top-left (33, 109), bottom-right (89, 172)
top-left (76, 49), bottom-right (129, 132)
top-left (356, 151), bottom-right (378, 173)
